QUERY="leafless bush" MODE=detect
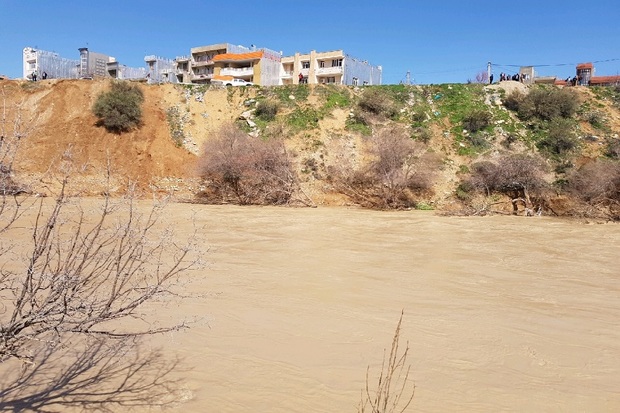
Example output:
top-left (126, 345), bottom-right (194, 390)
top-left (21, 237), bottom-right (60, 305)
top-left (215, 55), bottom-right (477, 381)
top-left (358, 311), bottom-right (415, 413)
top-left (0, 94), bottom-right (200, 409)
top-left (466, 153), bottom-right (549, 215)
top-left (605, 138), bottom-right (620, 159)
top-left (474, 70), bottom-right (488, 84)
top-left (330, 127), bottom-right (438, 209)
top-left (566, 159), bottom-right (620, 219)
top-left (197, 123), bottom-right (301, 205)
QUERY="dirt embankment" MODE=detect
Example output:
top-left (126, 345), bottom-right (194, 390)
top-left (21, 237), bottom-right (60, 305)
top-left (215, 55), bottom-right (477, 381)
top-left (2, 78), bottom-right (254, 197)
top-left (3, 78), bottom-right (619, 208)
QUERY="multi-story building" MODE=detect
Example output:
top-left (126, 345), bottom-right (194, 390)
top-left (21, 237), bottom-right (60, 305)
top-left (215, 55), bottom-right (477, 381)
top-left (281, 50), bottom-right (382, 86)
top-left (176, 43), bottom-right (281, 86)
top-left (79, 48), bottom-right (145, 79)
top-left (144, 55), bottom-right (178, 84)
top-left (22, 47), bottom-right (79, 80)
top-left (177, 43), bottom-right (249, 84)
top-left (22, 47), bottom-right (146, 80)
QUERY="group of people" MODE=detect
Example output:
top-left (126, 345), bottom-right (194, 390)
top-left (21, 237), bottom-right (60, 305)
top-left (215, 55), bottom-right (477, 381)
top-left (29, 70), bottom-right (48, 81)
top-left (498, 72), bottom-right (529, 82)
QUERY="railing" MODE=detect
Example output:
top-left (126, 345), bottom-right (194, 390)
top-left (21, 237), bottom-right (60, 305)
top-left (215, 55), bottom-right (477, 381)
top-left (316, 66), bottom-right (343, 75)
top-left (175, 55), bottom-right (189, 62)
top-left (191, 73), bottom-right (213, 80)
top-left (220, 67), bottom-right (253, 77)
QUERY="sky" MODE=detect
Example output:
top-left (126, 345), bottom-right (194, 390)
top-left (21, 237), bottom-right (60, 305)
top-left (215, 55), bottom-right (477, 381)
top-left (1, 0), bottom-right (618, 84)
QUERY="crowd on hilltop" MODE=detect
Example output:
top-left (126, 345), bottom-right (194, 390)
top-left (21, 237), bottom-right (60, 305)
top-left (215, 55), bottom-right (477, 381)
top-left (498, 72), bottom-right (530, 82)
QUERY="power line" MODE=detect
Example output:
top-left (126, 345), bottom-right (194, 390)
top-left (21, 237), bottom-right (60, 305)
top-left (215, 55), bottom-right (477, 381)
top-left (492, 57), bottom-right (620, 69)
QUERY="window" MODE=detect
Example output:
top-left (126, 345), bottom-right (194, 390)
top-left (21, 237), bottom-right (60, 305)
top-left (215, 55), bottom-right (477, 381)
top-left (352, 77), bottom-right (358, 86)
top-left (327, 77), bottom-right (336, 84)
top-left (319, 61), bottom-right (325, 68)
top-left (302, 61), bottom-right (310, 69)
top-left (332, 59), bottom-right (343, 67)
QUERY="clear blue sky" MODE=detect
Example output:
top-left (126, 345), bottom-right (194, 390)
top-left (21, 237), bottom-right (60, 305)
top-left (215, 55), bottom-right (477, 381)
top-left (1, 0), bottom-right (618, 84)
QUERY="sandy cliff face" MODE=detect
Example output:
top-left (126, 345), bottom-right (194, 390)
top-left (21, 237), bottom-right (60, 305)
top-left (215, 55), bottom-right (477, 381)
top-left (2, 79), bottom-right (219, 195)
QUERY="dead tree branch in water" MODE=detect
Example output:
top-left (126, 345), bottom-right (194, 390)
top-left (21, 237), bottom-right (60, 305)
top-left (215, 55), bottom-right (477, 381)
top-left (359, 311), bottom-right (415, 413)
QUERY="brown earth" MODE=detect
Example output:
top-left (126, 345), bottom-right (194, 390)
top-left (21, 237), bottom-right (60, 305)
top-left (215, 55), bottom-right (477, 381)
top-left (2, 78), bottom-right (619, 207)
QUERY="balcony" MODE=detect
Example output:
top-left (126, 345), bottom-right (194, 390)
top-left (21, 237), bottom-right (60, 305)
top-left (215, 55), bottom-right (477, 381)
top-left (175, 55), bottom-right (189, 62)
top-left (281, 71), bottom-right (293, 79)
top-left (316, 66), bottom-right (344, 76)
top-left (191, 58), bottom-right (213, 67)
top-left (220, 67), bottom-right (254, 77)
top-left (191, 73), bottom-right (213, 81)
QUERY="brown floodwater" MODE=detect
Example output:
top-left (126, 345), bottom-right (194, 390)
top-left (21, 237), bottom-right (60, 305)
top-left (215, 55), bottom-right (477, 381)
top-left (4, 201), bottom-right (620, 412)
top-left (151, 204), bottom-right (620, 413)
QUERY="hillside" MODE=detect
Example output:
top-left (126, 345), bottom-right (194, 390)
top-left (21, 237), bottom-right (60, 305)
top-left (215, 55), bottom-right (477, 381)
top-left (2, 78), bottom-right (620, 216)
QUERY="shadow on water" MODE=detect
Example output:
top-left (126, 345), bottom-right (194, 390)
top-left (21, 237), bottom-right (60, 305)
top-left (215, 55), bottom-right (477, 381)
top-left (0, 336), bottom-right (189, 412)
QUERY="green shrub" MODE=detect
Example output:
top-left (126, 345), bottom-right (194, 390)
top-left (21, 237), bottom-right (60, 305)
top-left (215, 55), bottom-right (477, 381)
top-left (537, 118), bottom-right (578, 157)
top-left (358, 88), bottom-right (397, 118)
top-left (514, 87), bottom-right (578, 121)
top-left (92, 81), bottom-right (144, 133)
top-left (462, 109), bottom-right (491, 133)
top-left (255, 100), bottom-right (279, 121)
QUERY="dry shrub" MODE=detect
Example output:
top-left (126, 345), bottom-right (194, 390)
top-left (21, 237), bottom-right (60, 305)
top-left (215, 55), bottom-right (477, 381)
top-left (566, 160), bottom-right (620, 219)
top-left (330, 127), bottom-right (438, 209)
top-left (358, 311), bottom-right (415, 413)
top-left (197, 123), bottom-right (297, 205)
top-left (466, 153), bottom-right (549, 214)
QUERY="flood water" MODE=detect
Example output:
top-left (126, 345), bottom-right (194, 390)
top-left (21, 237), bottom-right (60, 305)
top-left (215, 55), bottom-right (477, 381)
top-left (152, 204), bottom-right (620, 412)
top-left (4, 202), bottom-right (620, 412)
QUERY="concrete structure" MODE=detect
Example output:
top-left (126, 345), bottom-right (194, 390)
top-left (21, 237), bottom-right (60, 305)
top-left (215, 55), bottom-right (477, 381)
top-left (177, 43), bottom-right (281, 85)
top-left (144, 55), bottom-right (178, 84)
top-left (22, 47), bottom-right (79, 80)
top-left (79, 48), bottom-right (145, 80)
top-left (281, 50), bottom-right (382, 86)
top-left (519, 66), bottom-right (535, 85)
top-left (22, 46), bottom-right (146, 80)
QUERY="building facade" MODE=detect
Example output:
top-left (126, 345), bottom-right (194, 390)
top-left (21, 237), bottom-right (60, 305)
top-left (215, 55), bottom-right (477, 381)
top-left (281, 50), bottom-right (382, 86)
top-left (22, 47), bottom-right (79, 80)
top-left (176, 43), bottom-right (282, 86)
top-left (144, 55), bottom-right (178, 84)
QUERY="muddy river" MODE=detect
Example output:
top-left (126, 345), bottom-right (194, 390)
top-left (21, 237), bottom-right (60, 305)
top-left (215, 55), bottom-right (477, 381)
top-left (4, 202), bottom-right (620, 412)
top-left (147, 204), bottom-right (619, 412)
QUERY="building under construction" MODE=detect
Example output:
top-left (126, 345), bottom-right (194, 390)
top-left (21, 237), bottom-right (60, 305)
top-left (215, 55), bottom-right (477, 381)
top-left (22, 47), bottom-right (79, 80)
top-left (23, 47), bottom-right (146, 80)
top-left (144, 55), bottom-right (178, 84)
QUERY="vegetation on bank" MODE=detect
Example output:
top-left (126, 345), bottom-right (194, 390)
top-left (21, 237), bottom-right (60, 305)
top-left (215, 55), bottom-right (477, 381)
top-left (92, 81), bottom-right (144, 133)
top-left (189, 82), bottom-right (620, 219)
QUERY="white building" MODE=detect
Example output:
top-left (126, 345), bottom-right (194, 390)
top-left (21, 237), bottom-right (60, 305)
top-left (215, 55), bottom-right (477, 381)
top-left (22, 47), bottom-right (79, 80)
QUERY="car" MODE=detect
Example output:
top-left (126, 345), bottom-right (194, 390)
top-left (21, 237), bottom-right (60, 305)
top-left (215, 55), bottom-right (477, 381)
top-left (212, 78), bottom-right (253, 87)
